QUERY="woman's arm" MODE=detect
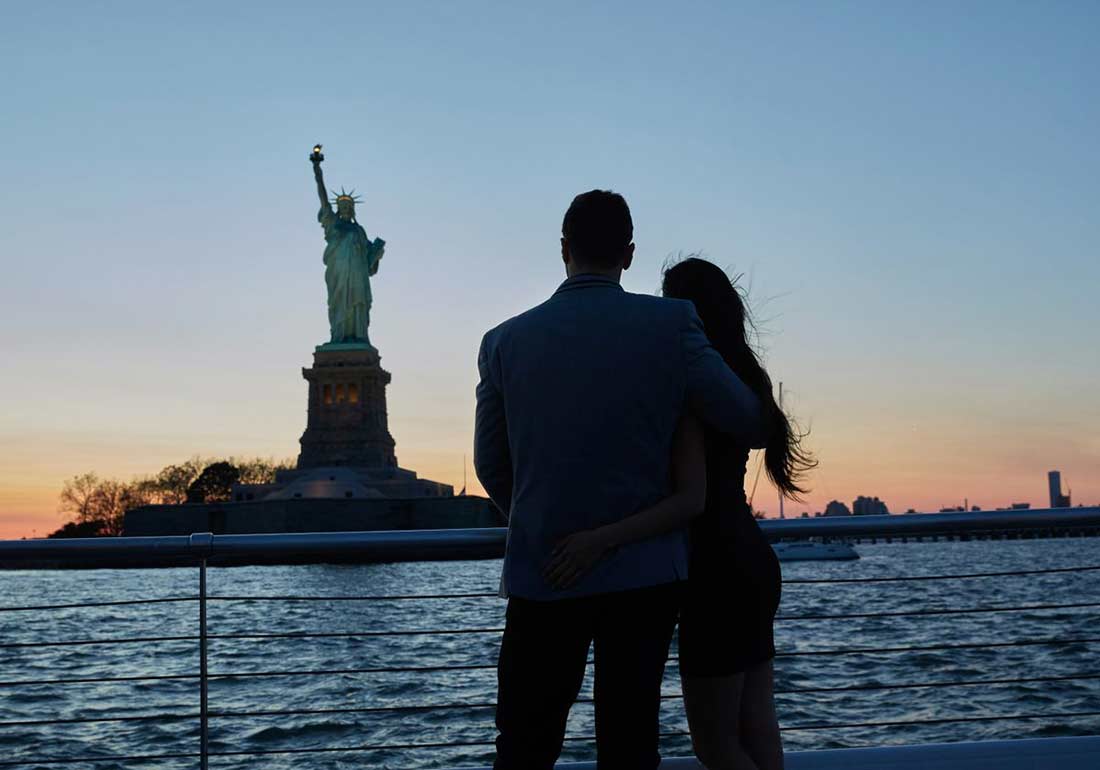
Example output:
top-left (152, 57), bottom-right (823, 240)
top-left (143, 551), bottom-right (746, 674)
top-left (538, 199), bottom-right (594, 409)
top-left (598, 414), bottom-right (706, 548)
top-left (542, 414), bottom-right (706, 589)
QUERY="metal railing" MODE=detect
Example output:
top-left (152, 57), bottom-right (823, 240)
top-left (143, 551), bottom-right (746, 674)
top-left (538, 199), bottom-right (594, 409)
top-left (0, 507), bottom-right (1098, 768)
top-left (3, 507), bottom-right (1099, 564)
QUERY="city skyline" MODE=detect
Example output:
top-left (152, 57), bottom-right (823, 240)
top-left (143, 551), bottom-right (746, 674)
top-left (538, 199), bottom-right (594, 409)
top-left (2, 2), bottom-right (1099, 538)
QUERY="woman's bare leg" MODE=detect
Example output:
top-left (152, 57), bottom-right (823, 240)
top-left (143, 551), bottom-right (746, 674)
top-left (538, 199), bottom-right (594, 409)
top-left (738, 660), bottom-right (784, 770)
top-left (681, 672), bottom-right (759, 770)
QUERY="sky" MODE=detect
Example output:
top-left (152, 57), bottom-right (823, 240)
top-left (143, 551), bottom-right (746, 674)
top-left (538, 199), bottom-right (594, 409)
top-left (1, 1), bottom-right (1097, 538)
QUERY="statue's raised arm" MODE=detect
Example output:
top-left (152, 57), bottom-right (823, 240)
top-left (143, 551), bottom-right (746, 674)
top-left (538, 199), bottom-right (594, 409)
top-left (310, 145), bottom-right (331, 212)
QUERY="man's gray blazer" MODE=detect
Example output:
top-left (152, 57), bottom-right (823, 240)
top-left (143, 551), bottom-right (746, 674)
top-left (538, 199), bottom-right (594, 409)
top-left (474, 273), bottom-right (766, 600)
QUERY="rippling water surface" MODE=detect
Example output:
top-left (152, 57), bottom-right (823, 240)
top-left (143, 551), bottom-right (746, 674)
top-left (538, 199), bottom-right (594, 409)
top-left (2, 538), bottom-right (1099, 768)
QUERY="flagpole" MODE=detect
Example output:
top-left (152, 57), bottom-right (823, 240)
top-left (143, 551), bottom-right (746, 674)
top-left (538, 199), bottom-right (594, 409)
top-left (778, 382), bottom-right (785, 520)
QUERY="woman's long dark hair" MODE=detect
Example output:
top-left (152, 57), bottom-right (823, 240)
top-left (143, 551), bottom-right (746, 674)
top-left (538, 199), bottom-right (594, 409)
top-left (663, 257), bottom-right (817, 500)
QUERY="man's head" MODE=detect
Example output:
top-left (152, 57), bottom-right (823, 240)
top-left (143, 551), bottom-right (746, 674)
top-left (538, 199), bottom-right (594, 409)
top-left (561, 190), bottom-right (635, 277)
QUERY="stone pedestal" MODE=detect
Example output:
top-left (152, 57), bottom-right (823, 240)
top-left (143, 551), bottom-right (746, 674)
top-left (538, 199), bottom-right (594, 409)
top-left (297, 343), bottom-right (398, 469)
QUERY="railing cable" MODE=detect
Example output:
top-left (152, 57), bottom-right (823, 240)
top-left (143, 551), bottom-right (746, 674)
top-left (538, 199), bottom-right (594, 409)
top-left (0, 596), bottom-right (197, 613)
top-left (195, 599), bottom-right (1100, 624)
top-left (207, 592), bottom-right (498, 602)
top-left (777, 599), bottom-right (1100, 622)
top-left (198, 564), bottom-right (1100, 603)
top-left (208, 627), bottom-right (504, 641)
top-left (0, 751), bottom-right (199, 767)
top-left (779, 709), bottom-right (1100, 732)
top-left (0, 634), bottom-right (196, 650)
top-left (783, 563), bottom-right (1100, 584)
top-left (772, 671), bottom-right (1100, 696)
top-left (0, 709), bottom-right (198, 728)
top-left (774, 635), bottom-right (1100, 658)
top-left (5, 670), bottom-right (1100, 729)
top-left (8, 629), bottom-right (1100, 651)
top-left (4, 636), bottom-right (1098, 689)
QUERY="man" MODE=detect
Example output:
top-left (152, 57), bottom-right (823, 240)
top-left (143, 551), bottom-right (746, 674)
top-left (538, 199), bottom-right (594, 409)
top-left (475, 190), bottom-right (766, 769)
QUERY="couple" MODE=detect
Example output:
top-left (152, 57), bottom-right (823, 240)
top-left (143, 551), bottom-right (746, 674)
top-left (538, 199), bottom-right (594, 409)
top-left (474, 190), bottom-right (813, 770)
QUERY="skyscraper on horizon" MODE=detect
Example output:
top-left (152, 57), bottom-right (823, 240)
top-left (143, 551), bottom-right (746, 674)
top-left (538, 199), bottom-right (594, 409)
top-left (853, 495), bottom-right (890, 516)
top-left (1049, 470), bottom-right (1071, 508)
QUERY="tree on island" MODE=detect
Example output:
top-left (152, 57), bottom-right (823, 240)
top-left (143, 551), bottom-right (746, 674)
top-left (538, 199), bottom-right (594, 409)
top-left (56, 474), bottom-right (150, 537)
top-left (49, 520), bottom-right (109, 539)
top-left (91, 479), bottom-right (138, 536)
top-left (51, 456), bottom-right (294, 537)
top-left (186, 461), bottom-right (240, 503)
top-left (234, 457), bottom-right (293, 485)
top-left (155, 459), bottom-right (208, 504)
top-left (57, 472), bottom-right (100, 522)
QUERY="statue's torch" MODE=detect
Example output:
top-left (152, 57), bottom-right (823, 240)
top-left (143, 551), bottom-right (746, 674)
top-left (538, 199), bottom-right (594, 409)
top-left (310, 144), bottom-right (324, 163)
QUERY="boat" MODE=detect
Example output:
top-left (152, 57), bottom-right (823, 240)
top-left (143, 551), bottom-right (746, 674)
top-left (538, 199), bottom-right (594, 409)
top-left (763, 385), bottom-right (859, 563)
top-left (772, 539), bottom-right (859, 561)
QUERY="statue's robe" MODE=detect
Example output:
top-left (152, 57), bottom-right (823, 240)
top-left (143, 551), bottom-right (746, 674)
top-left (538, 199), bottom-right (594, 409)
top-left (319, 206), bottom-right (385, 344)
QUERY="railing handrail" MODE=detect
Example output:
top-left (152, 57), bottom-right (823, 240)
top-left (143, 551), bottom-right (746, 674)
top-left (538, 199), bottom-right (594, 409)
top-left (0, 528), bottom-right (506, 562)
top-left (0, 506), bottom-right (1097, 563)
top-left (763, 505), bottom-right (1100, 537)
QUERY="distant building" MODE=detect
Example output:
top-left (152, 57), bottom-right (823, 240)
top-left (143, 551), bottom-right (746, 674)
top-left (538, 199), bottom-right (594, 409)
top-left (853, 496), bottom-right (889, 515)
top-left (1049, 471), bottom-right (1071, 508)
top-left (824, 500), bottom-right (852, 517)
top-left (1010, 502), bottom-right (1031, 510)
top-left (939, 506), bottom-right (966, 513)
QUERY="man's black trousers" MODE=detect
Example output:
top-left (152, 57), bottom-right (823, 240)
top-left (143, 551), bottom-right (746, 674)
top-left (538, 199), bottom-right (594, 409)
top-left (493, 582), bottom-right (681, 770)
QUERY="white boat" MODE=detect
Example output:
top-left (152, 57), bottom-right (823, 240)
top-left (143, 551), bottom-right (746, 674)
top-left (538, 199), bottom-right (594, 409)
top-left (772, 540), bottom-right (859, 561)
top-left (764, 385), bottom-right (858, 564)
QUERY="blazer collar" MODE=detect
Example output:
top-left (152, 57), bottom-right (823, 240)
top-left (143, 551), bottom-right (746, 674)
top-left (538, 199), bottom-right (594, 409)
top-left (552, 273), bottom-right (624, 296)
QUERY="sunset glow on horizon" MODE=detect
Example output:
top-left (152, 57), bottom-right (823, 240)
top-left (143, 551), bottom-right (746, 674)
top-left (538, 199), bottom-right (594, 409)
top-left (2, 2), bottom-right (1098, 539)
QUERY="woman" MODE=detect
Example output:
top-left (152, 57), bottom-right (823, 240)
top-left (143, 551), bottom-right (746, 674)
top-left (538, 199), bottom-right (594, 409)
top-left (543, 257), bottom-right (815, 770)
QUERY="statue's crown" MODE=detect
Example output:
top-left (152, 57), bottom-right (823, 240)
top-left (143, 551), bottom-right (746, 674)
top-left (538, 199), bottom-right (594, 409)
top-left (331, 187), bottom-right (363, 205)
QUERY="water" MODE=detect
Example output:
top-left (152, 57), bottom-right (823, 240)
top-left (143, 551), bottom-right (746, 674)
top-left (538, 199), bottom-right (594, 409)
top-left (2, 538), bottom-right (1099, 769)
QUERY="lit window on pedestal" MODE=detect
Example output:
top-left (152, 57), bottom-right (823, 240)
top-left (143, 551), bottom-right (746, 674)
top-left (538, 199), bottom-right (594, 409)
top-left (348, 383), bottom-right (360, 403)
top-left (323, 384), bottom-right (333, 405)
top-left (335, 384), bottom-right (346, 403)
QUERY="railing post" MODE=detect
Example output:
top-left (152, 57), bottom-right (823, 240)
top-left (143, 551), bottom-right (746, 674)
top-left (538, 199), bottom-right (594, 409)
top-left (188, 532), bottom-right (214, 769)
top-left (199, 556), bottom-right (209, 770)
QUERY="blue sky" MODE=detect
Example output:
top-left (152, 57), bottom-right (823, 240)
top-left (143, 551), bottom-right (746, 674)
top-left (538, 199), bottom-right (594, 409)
top-left (1, 1), bottom-right (1097, 535)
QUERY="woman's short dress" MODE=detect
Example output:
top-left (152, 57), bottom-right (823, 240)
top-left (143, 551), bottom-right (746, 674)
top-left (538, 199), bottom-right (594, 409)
top-left (678, 433), bottom-right (782, 677)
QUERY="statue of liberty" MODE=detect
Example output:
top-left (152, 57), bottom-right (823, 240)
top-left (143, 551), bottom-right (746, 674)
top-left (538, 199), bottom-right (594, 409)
top-left (310, 145), bottom-right (386, 348)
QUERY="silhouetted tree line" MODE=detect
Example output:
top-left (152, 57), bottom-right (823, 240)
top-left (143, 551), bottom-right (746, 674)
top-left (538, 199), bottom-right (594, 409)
top-left (51, 457), bottom-right (294, 538)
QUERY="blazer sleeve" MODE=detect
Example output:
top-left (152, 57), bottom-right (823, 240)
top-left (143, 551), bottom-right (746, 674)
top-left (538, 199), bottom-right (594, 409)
top-left (680, 303), bottom-right (769, 448)
top-left (474, 330), bottom-right (514, 516)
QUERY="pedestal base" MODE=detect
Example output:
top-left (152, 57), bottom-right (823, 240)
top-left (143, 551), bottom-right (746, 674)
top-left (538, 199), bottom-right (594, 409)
top-left (315, 340), bottom-right (378, 354)
top-left (270, 465), bottom-right (453, 499)
top-left (297, 345), bottom-right (397, 469)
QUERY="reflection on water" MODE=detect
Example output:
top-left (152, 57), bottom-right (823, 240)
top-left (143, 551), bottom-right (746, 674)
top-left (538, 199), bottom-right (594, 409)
top-left (2, 540), bottom-right (1099, 768)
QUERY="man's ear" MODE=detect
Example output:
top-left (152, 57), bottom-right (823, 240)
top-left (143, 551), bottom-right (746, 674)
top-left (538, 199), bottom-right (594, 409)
top-left (622, 243), bottom-right (635, 271)
top-left (561, 237), bottom-right (571, 267)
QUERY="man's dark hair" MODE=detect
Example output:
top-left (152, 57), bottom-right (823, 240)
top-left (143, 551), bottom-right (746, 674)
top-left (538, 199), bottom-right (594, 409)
top-left (561, 190), bottom-right (633, 269)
